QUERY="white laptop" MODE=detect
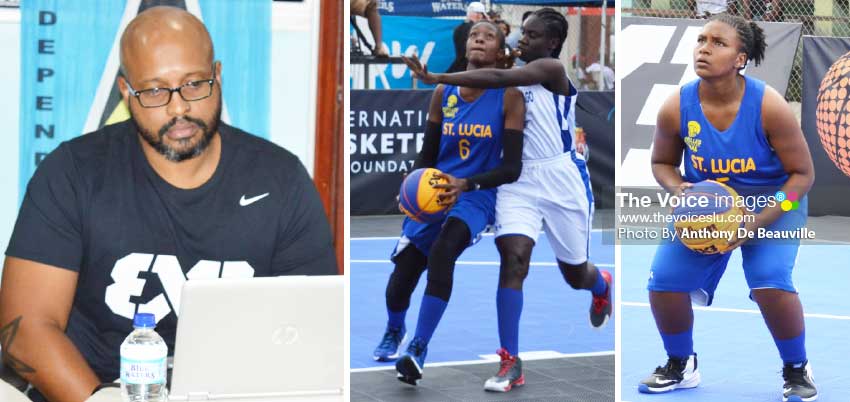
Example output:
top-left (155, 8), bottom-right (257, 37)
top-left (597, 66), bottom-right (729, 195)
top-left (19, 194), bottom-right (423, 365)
top-left (169, 275), bottom-right (344, 401)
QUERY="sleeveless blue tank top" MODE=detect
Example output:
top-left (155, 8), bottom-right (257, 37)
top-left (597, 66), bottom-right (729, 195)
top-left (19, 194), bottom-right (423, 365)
top-left (680, 75), bottom-right (788, 195)
top-left (436, 85), bottom-right (505, 178)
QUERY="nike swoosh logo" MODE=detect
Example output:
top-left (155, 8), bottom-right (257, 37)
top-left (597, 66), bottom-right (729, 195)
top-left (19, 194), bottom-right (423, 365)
top-left (654, 379), bottom-right (676, 385)
top-left (240, 193), bottom-right (269, 206)
top-left (783, 387), bottom-right (793, 393)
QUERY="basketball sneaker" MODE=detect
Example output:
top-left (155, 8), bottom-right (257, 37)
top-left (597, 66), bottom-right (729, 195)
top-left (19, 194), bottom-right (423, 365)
top-left (590, 270), bottom-right (613, 329)
top-left (483, 348), bottom-right (525, 392)
top-left (782, 361), bottom-right (818, 402)
top-left (372, 325), bottom-right (405, 362)
top-left (396, 337), bottom-right (427, 386)
top-left (638, 354), bottom-right (700, 393)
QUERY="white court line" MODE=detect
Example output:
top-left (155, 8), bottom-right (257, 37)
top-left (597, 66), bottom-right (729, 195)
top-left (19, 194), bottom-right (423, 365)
top-left (351, 260), bottom-right (614, 268)
top-left (351, 228), bottom-right (614, 241)
top-left (622, 301), bottom-right (850, 320)
top-left (350, 350), bottom-right (614, 373)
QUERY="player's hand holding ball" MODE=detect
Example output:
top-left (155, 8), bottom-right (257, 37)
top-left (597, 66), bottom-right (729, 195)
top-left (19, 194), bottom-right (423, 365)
top-left (431, 172), bottom-right (468, 208)
top-left (398, 168), bottom-right (450, 223)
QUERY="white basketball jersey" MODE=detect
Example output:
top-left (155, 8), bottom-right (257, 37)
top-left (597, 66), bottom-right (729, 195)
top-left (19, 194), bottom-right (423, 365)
top-left (518, 80), bottom-right (578, 161)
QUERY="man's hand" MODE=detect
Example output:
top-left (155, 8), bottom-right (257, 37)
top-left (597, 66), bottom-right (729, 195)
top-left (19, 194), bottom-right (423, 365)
top-left (432, 172), bottom-right (468, 207)
top-left (402, 54), bottom-right (440, 85)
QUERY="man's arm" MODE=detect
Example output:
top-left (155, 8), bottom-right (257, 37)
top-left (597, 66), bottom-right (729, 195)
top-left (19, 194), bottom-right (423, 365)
top-left (271, 161), bottom-right (337, 275)
top-left (404, 56), bottom-right (571, 95)
top-left (0, 257), bottom-right (100, 402)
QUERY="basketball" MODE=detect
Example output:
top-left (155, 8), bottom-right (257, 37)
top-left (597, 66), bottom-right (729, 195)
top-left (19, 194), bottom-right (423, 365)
top-left (816, 51), bottom-right (850, 178)
top-left (672, 180), bottom-right (745, 255)
top-left (398, 168), bottom-right (449, 223)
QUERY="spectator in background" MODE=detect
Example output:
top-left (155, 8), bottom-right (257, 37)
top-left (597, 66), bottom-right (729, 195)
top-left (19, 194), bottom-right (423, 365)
top-left (572, 54), bottom-right (594, 90)
top-left (506, 11), bottom-right (532, 67)
top-left (691, 0), bottom-right (731, 18)
top-left (352, 0), bottom-right (388, 57)
top-left (495, 19), bottom-right (511, 38)
top-left (586, 59), bottom-right (615, 90)
top-left (488, 10), bottom-right (502, 21)
top-left (743, 0), bottom-right (782, 21)
top-left (447, 2), bottom-right (488, 73)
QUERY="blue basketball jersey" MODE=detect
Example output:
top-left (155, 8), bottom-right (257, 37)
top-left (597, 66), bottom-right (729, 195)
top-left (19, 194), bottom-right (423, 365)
top-left (680, 76), bottom-right (787, 195)
top-left (436, 85), bottom-right (505, 178)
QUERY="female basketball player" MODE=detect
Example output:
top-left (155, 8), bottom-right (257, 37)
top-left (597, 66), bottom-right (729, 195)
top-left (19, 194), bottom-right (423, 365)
top-left (636, 15), bottom-right (817, 401)
top-left (403, 8), bottom-right (611, 392)
top-left (372, 21), bottom-right (526, 387)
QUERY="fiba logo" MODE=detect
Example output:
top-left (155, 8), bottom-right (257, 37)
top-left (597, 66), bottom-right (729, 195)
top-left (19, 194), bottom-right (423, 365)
top-left (815, 51), bottom-right (850, 179)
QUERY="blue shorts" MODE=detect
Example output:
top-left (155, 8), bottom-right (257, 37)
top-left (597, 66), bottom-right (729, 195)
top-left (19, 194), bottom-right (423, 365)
top-left (392, 189), bottom-right (496, 257)
top-left (648, 197), bottom-right (807, 306)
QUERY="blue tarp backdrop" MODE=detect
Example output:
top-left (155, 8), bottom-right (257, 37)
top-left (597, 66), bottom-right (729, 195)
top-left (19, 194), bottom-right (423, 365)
top-left (368, 16), bottom-right (457, 89)
top-left (19, 0), bottom-right (270, 200)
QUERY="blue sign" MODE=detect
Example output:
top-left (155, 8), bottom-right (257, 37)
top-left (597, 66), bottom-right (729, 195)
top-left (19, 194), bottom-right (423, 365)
top-left (378, 0), bottom-right (467, 17)
top-left (365, 16), bottom-right (458, 89)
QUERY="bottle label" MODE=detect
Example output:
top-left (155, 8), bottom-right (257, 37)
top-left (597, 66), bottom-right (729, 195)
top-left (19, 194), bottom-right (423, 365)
top-left (120, 342), bottom-right (167, 385)
top-left (120, 356), bottom-right (167, 385)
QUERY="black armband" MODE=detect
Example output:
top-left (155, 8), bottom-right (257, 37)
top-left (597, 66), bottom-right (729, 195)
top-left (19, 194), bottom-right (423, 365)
top-left (413, 121), bottom-right (442, 170)
top-left (465, 128), bottom-right (524, 189)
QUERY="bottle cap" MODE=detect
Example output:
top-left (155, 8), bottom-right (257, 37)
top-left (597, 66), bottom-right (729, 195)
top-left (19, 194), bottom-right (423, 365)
top-left (133, 313), bottom-right (156, 328)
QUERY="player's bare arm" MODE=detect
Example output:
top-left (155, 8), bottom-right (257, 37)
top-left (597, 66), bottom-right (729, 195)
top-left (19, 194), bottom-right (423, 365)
top-left (0, 257), bottom-right (100, 402)
top-left (403, 54), bottom-right (571, 95)
top-left (651, 91), bottom-right (690, 195)
top-left (756, 84), bottom-right (815, 229)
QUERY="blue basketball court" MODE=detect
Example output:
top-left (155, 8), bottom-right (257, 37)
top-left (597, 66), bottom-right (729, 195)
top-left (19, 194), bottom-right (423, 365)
top-left (621, 243), bottom-right (850, 402)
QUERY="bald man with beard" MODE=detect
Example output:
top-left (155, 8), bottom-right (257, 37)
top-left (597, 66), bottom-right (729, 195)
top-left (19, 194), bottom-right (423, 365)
top-left (0, 7), bottom-right (336, 402)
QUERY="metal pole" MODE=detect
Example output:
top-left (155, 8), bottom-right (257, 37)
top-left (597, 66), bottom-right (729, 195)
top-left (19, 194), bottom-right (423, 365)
top-left (598, 0), bottom-right (608, 90)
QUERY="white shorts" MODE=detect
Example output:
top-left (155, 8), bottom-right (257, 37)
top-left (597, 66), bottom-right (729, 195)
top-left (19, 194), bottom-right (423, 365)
top-left (494, 152), bottom-right (593, 265)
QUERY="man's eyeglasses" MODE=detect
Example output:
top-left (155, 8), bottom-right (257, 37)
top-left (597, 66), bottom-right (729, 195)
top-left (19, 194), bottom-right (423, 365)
top-left (125, 68), bottom-right (216, 108)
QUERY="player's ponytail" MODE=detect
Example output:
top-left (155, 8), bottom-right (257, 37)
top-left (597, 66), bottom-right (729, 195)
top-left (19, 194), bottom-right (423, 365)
top-left (748, 21), bottom-right (766, 67)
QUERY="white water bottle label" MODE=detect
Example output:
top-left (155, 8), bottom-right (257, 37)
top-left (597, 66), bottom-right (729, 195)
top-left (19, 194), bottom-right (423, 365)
top-left (120, 344), bottom-right (167, 385)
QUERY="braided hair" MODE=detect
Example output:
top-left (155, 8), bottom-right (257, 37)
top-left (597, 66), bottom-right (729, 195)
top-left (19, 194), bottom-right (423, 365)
top-left (709, 14), bottom-right (767, 69)
top-left (532, 8), bottom-right (568, 58)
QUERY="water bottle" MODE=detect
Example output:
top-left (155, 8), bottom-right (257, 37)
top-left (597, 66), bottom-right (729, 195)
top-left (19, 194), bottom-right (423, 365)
top-left (120, 313), bottom-right (168, 402)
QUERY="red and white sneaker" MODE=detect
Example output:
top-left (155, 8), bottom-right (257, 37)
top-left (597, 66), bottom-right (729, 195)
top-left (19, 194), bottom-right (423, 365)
top-left (590, 270), bottom-right (612, 329)
top-left (483, 348), bottom-right (525, 392)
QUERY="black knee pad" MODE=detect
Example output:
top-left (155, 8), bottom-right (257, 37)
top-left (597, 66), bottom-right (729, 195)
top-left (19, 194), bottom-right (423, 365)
top-left (424, 217), bottom-right (470, 301)
top-left (385, 245), bottom-right (427, 311)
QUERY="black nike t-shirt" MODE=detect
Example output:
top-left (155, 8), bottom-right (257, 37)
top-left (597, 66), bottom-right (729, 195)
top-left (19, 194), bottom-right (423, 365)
top-left (5, 119), bottom-right (337, 381)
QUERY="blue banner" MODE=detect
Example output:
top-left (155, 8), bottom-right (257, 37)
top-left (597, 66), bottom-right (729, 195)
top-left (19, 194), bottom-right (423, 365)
top-left (492, 0), bottom-right (614, 4)
top-left (19, 0), bottom-right (270, 200)
top-left (378, 0), bottom-right (467, 17)
top-left (368, 16), bottom-right (457, 89)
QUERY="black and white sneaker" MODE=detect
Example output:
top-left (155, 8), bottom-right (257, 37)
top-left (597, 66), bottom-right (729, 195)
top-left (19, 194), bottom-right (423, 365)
top-left (638, 354), bottom-right (700, 394)
top-left (782, 361), bottom-right (818, 402)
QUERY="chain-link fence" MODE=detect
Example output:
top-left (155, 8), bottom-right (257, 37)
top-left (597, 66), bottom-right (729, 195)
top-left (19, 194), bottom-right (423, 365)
top-left (624, 0), bottom-right (850, 104)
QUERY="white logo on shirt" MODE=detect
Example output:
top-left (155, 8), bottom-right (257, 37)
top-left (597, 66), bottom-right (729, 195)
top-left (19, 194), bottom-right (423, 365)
top-left (104, 253), bottom-right (255, 323)
top-left (240, 193), bottom-right (270, 206)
